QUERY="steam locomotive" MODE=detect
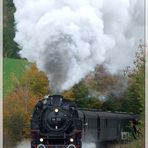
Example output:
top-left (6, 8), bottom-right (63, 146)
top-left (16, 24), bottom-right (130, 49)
top-left (31, 95), bottom-right (139, 148)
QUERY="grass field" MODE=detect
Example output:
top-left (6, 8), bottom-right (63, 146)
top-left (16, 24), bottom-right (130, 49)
top-left (4, 58), bottom-right (28, 96)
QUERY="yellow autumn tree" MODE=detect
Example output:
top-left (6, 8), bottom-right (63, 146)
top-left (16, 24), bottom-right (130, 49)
top-left (14, 64), bottom-right (50, 97)
top-left (62, 89), bottom-right (75, 101)
top-left (4, 64), bottom-right (50, 147)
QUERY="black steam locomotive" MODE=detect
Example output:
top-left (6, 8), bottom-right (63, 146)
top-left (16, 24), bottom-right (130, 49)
top-left (31, 95), bottom-right (83, 148)
top-left (31, 95), bottom-right (139, 148)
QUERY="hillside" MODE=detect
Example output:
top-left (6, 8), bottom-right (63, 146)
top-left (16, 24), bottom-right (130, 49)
top-left (4, 58), bottom-right (28, 96)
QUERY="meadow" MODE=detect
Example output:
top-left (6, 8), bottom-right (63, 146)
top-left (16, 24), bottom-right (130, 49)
top-left (4, 58), bottom-right (28, 96)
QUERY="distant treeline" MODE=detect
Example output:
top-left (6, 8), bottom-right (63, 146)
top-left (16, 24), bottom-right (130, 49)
top-left (4, 0), bottom-right (20, 58)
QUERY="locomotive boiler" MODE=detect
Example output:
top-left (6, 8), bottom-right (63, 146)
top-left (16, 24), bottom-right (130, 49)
top-left (31, 95), bottom-right (139, 148)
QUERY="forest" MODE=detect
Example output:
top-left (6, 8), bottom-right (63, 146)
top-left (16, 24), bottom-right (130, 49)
top-left (3, 0), bottom-right (145, 147)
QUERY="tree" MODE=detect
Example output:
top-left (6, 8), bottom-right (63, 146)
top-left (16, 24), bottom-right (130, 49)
top-left (124, 43), bottom-right (145, 114)
top-left (71, 80), bottom-right (102, 109)
top-left (14, 64), bottom-right (50, 98)
top-left (86, 98), bottom-right (102, 109)
top-left (101, 43), bottom-right (145, 114)
top-left (4, 0), bottom-right (21, 58)
top-left (62, 89), bottom-right (75, 101)
top-left (72, 81), bottom-right (89, 108)
top-left (4, 64), bottom-right (50, 146)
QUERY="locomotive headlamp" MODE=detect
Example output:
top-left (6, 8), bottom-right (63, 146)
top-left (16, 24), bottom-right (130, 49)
top-left (70, 138), bottom-right (74, 142)
top-left (54, 108), bottom-right (59, 113)
top-left (39, 138), bottom-right (44, 142)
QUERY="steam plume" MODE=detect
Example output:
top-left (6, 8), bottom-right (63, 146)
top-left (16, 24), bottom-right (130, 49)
top-left (13, 0), bottom-right (144, 92)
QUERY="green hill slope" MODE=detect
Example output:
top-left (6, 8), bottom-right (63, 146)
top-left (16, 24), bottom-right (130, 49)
top-left (4, 58), bottom-right (28, 96)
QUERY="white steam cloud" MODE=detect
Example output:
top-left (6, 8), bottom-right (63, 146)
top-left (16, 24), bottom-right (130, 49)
top-left (13, 0), bottom-right (144, 92)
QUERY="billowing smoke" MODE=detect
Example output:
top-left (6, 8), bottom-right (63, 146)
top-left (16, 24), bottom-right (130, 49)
top-left (13, 0), bottom-right (144, 92)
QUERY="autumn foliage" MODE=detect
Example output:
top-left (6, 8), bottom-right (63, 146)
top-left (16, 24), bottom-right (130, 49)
top-left (4, 64), bottom-right (49, 146)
